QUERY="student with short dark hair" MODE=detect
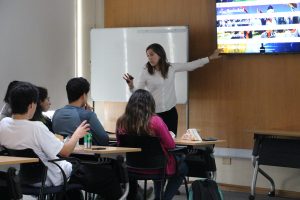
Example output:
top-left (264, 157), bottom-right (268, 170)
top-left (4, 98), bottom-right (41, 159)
top-left (0, 80), bottom-right (20, 121)
top-left (52, 77), bottom-right (109, 145)
top-left (31, 86), bottom-right (53, 132)
top-left (0, 82), bottom-right (87, 187)
top-left (66, 77), bottom-right (90, 103)
top-left (0, 82), bottom-right (122, 200)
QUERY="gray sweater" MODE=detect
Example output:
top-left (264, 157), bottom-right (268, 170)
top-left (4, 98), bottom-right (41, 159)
top-left (52, 105), bottom-right (109, 146)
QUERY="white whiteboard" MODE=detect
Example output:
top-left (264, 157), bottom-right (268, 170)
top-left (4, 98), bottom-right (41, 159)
top-left (90, 26), bottom-right (188, 103)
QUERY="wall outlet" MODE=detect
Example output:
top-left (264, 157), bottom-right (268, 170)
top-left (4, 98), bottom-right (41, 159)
top-left (222, 157), bottom-right (232, 165)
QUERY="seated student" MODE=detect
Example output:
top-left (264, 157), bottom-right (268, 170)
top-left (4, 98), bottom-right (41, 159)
top-left (0, 82), bottom-right (122, 200)
top-left (52, 77), bottom-right (109, 145)
top-left (31, 86), bottom-right (53, 132)
top-left (0, 80), bottom-right (20, 121)
top-left (116, 89), bottom-right (188, 200)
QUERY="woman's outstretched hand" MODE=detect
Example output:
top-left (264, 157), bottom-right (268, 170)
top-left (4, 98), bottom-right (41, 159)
top-left (123, 73), bottom-right (134, 89)
top-left (208, 49), bottom-right (223, 61)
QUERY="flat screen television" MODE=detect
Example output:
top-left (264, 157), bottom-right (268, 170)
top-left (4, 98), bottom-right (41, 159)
top-left (216, 0), bottom-right (300, 54)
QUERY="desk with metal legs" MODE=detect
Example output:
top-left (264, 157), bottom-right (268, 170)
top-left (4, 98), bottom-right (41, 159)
top-left (174, 139), bottom-right (226, 146)
top-left (73, 145), bottom-right (141, 155)
top-left (109, 133), bottom-right (226, 178)
top-left (109, 133), bottom-right (226, 146)
top-left (110, 135), bottom-right (227, 178)
top-left (249, 130), bottom-right (300, 200)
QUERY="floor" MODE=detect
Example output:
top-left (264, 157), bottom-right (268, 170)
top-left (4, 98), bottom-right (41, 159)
top-left (23, 184), bottom-right (298, 200)
top-left (172, 185), bottom-right (298, 200)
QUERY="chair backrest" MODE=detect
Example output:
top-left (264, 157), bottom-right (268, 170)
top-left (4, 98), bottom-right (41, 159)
top-left (4, 148), bottom-right (47, 185)
top-left (118, 134), bottom-right (167, 170)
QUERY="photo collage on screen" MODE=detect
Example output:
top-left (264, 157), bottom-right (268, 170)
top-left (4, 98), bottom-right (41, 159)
top-left (216, 0), bottom-right (300, 53)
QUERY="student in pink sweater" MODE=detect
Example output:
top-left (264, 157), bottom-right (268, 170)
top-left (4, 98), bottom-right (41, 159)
top-left (116, 89), bottom-right (188, 200)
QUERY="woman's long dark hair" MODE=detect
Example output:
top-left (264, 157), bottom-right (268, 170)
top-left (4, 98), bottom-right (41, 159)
top-left (3, 80), bottom-right (20, 103)
top-left (31, 87), bottom-right (48, 122)
top-left (146, 43), bottom-right (171, 79)
top-left (116, 89), bottom-right (156, 135)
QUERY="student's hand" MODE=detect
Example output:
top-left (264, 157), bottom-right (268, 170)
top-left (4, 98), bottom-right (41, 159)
top-left (123, 73), bottom-right (134, 89)
top-left (60, 121), bottom-right (90, 157)
top-left (208, 49), bottom-right (223, 61)
top-left (73, 120), bottom-right (90, 139)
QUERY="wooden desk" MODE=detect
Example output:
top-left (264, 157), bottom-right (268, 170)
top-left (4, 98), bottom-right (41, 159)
top-left (109, 134), bottom-right (226, 179)
top-left (110, 133), bottom-right (226, 146)
top-left (0, 156), bottom-right (39, 165)
top-left (249, 130), bottom-right (300, 200)
top-left (73, 145), bottom-right (141, 155)
top-left (174, 139), bottom-right (226, 146)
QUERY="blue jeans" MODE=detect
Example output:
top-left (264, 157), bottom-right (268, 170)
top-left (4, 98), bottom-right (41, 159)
top-left (153, 155), bottom-right (188, 200)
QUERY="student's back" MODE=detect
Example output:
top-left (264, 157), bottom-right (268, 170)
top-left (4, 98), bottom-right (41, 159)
top-left (52, 105), bottom-right (81, 135)
top-left (116, 89), bottom-right (188, 200)
top-left (52, 105), bottom-right (109, 145)
top-left (52, 77), bottom-right (108, 146)
top-left (0, 117), bottom-right (72, 186)
top-left (0, 82), bottom-right (122, 200)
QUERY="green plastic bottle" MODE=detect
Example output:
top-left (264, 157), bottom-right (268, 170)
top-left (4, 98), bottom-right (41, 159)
top-left (84, 132), bottom-right (92, 148)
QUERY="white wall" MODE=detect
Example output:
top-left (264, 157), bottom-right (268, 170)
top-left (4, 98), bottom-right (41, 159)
top-left (95, 0), bottom-right (104, 28)
top-left (79, 0), bottom-right (103, 86)
top-left (0, 0), bottom-right (76, 109)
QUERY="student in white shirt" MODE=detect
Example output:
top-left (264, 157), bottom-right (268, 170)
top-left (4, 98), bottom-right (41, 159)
top-left (124, 43), bottom-right (221, 135)
top-left (0, 82), bottom-right (122, 200)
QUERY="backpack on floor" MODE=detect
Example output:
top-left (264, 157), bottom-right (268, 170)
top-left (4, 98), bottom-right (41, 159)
top-left (189, 178), bottom-right (223, 200)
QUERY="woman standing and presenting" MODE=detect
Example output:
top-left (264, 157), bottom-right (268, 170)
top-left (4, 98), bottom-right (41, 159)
top-left (124, 43), bottom-right (221, 135)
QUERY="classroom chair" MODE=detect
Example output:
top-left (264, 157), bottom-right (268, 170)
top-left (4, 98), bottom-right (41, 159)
top-left (118, 134), bottom-right (188, 200)
top-left (3, 148), bottom-right (83, 200)
top-left (67, 154), bottom-right (129, 200)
